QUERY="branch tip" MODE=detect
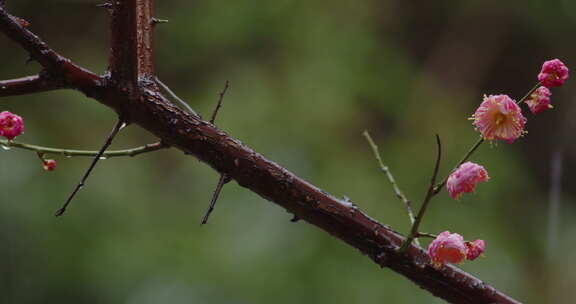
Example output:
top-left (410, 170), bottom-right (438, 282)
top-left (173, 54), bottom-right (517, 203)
top-left (210, 80), bottom-right (230, 124)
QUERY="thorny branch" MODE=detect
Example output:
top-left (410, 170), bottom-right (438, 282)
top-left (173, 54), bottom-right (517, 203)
top-left (0, 3), bottom-right (521, 303)
top-left (54, 119), bottom-right (125, 216)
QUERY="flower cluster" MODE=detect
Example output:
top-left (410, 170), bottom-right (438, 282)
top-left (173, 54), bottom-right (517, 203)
top-left (471, 59), bottom-right (569, 146)
top-left (427, 59), bottom-right (570, 267)
top-left (0, 111), bottom-right (24, 140)
top-left (427, 231), bottom-right (485, 267)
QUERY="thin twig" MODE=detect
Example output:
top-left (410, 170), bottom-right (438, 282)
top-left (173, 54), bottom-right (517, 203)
top-left (155, 76), bottom-right (200, 118)
top-left (201, 174), bottom-right (231, 225)
top-left (400, 134), bottom-right (442, 252)
top-left (517, 82), bottom-right (542, 105)
top-left (1, 140), bottom-right (167, 158)
top-left (210, 80), bottom-right (230, 124)
top-left (363, 131), bottom-right (418, 245)
top-left (415, 232), bottom-right (437, 239)
top-left (54, 120), bottom-right (125, 217)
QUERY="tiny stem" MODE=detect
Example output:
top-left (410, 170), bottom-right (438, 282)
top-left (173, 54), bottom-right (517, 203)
top-left (210, 80), bottom-right (230, 124)
top-left (201, 174), bottom-right (231, 225)
top-left (415, 232), bottom-right (437, 239)
top-left (517, 82), bottom-right (541, 105)
top-left (0, 140), bottom-right (167, 158)
top-left (400, 134), bottom-right (442, 252)
top-left (54, 119), bottom-right (125, 217)
top-left (363, 130), bottom-right (419, 245)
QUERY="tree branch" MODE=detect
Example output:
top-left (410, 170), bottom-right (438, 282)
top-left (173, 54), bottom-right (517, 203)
top-left (108, 0), bottom-right (155, 91)
top-left (0, 7), bottom-right (101, 92)
top-left (0, 74), bottom-right (66, 97)
top-left (0, 3), bottom-right (520, 303)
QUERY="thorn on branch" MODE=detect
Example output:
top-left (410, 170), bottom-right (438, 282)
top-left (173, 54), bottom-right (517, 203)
top-left (201, 174), bottom-right (232, 225)
top-left (210, 80), bottom-right (230, 124)
top-left (151, 18), bottom-right (169, 24)
top-left (54, 119), bottom-right (126, 217)
top-left (96, 3), bottom-right (112, 9)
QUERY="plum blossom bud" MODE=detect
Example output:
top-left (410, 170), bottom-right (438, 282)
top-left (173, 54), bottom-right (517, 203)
top-left (525, 86), bottom-right (552, 114)
top-left (538, 59), bottom-right (569, 87)
top-left (465, 239), bottom-right (486, 261)
top-left (43, 159), bottom-right (57, 171)
top-left (446, 162), bottom-right (489, 200)
top-left (0, 111), bottom-right (24, 140)
top-left (428, 231), bottom-right (467, 267)
top-left (472, 94), bottom-right (526, 143)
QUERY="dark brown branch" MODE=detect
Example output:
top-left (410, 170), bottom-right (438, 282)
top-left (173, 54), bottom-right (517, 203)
top-left (55, 119), bottom-right (125, 217)
top-left (0, 7), bottom-right (101, 92)
top-left (131, 92), bottom-right (518, 304)
top-left (0, 74), bottom-right (66, 97)
top-left (108, 0), bottom-right (155, 90)
top-left (0, 4), bottom-right (520, 303)
top-left (210, 80), bottom-right (229, 124)
top-left (201, 174), bottom-right (231, 225)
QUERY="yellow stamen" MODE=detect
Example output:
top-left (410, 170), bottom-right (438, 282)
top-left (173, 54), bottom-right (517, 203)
top-left (494, 113), bottom-right (506, 126)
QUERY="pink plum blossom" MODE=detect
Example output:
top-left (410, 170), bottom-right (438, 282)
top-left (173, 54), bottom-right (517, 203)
top-left (446, 162), bottom-right (489, 200)
top-left (465, 239), bottom-right (486, 261)
top-left (427, 231), bottom-right (467, 267)
top-left (43, 159), bottom-right (57, 171)
top-left (538, 59), bottom-right (569, 87)
top-left (472, 94), bottom-right (526, 143)
top-left (525, 86), bottom-right (552, 114)
top-left (0, 111), bottom-right (24, 140)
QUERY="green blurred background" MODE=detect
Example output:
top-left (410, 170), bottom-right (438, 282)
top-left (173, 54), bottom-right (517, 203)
top-left (1, 0), bottom-right (575, 303)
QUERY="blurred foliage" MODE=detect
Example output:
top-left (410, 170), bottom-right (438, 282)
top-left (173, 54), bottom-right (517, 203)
top-left (1, 0), bottom-right (575, 303)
